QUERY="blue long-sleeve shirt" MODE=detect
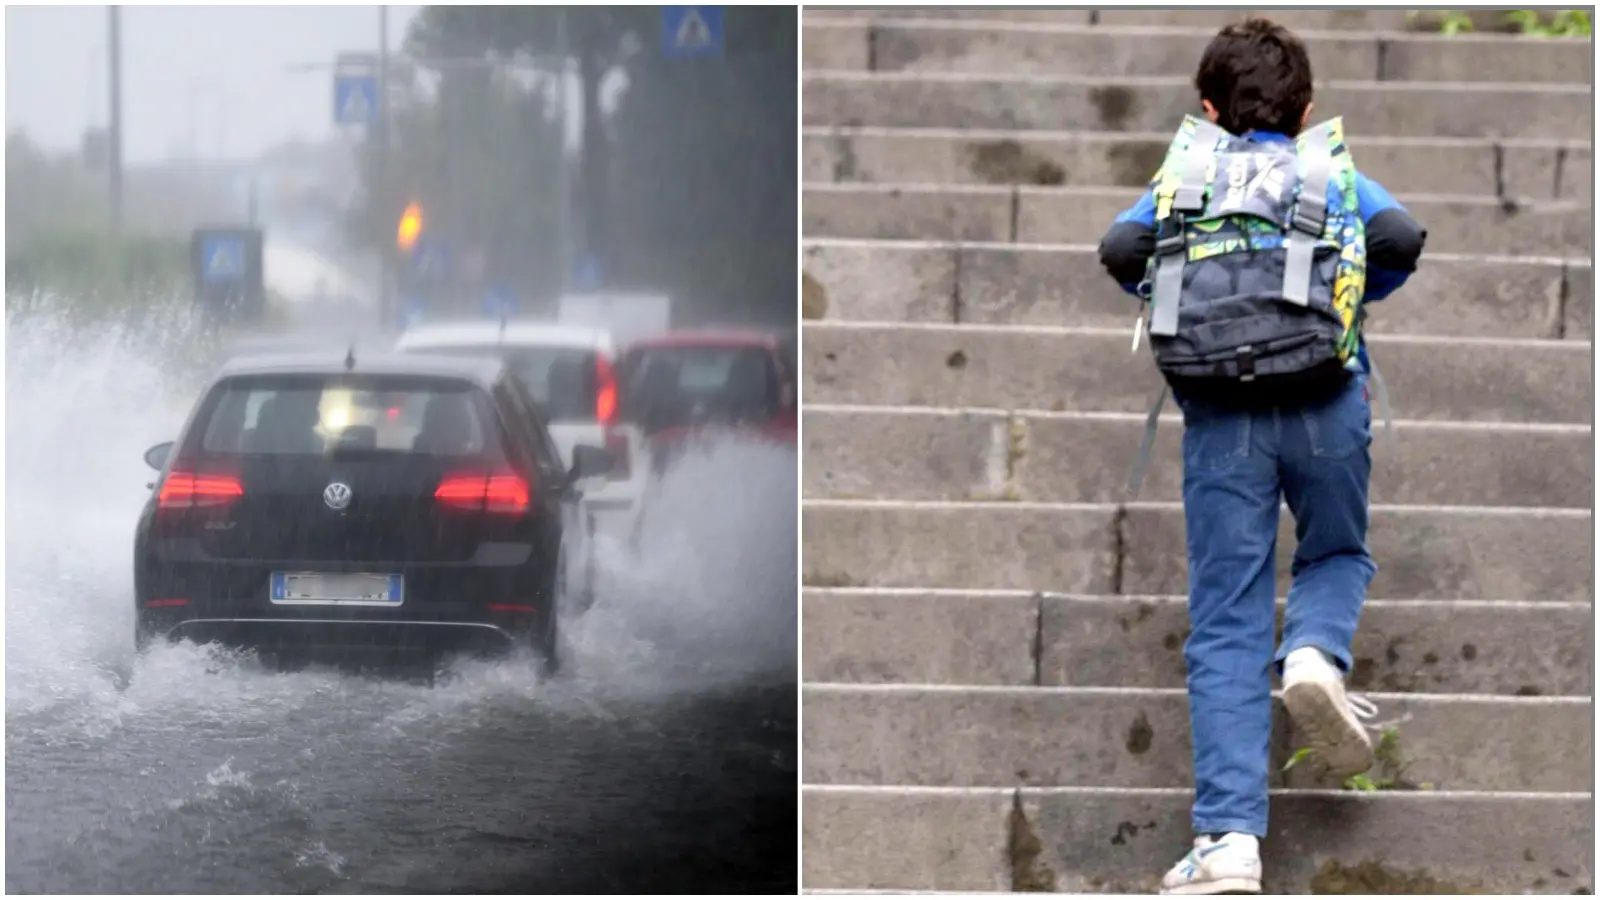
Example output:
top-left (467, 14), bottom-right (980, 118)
top-left (1097, 130), bottom-right (1427, 373)
top-left (1103, 130), bottom-right (1425, 302)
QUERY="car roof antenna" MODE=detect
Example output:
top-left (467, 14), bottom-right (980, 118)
top-left (344, 342), bottom-right (357, 371)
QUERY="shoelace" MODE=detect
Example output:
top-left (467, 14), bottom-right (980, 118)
top-left (1346, 691), bottom-right (1412, 733)
top-left (1348, 693), bottom-right (1379, 721)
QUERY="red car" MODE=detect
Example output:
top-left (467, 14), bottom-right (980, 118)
top-left (618, 328), bottom-right (797, 472)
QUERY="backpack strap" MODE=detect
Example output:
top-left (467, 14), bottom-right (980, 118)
top-left (1149, 120), bottom-right (1224, 338)
top-left (1126, 384), bottom-right (1169, 497)
top-left (1367, 352), bottom-right (1396, 443)
top-left (1283, 125), bottom-right (1332, 306)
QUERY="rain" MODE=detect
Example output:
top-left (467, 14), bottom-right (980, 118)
top-left (5, 5), bottom-right (797, 893)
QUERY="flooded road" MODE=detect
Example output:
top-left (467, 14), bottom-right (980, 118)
top-left (4, 311), bottom-right (798, 893)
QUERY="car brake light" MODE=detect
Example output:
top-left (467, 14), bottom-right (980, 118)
top-left (146, 598), bottom-right (189, 608)
top-left (435, 470), bottom-right (531, 514)
top-left (158, 472), bottom-right (244, 509)
top-left (595, 354), bottom-right (617, 426)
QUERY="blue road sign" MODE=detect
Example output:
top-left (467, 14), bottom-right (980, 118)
top-left (199, 235), bottom-right (245, 284)
top-left (572, 253), bottom-right (604, 291)
top-left (661, 6), bottom-right (723, 59)
top-left (408, 237), bottom-right (452, 282)
top-left (399, 293), bottom-right (427, 329)
top-left (333, 73), bottom-right (379, 126)
top-left (482, 284), bottom-right (517, 319)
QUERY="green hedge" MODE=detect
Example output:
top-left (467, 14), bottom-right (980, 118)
top-left (5, 228), bottom-right (190, 314)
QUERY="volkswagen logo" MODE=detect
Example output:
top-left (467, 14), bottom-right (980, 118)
top-left (323, 482), bottom-right (353, 511)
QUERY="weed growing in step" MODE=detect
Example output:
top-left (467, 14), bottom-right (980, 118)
top-left (1409, 8), bottom-right (1592, 36)
top-left (1282, 725), bottom-right (1433, 792)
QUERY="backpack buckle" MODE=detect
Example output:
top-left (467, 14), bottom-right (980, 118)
top-left (1154, 217), bottom-right (1187, 257)
top-left (1172, 186), bottom-right (1207, 215)
top-left (1236, 345), bottom-right (1257, 382)
top-left (1290, 206), bottom-right (1326, 237)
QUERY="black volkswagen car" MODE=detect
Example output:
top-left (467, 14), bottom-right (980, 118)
top-left (133, 350), bottom-right (612, 674)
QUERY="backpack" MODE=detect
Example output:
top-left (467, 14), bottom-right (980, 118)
top-left (1126, 115), bottom-right (1391, 494)
top-left (1143, 114), bottom-right (1367, 399)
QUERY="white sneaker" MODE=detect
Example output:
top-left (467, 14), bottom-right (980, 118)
top-left (1159, 833), bottom-right (1262, 895)
top-left (1281, 646), bottom-right (1377, 778)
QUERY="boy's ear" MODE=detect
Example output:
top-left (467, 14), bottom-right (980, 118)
top-left (1300, 102), bottom-right (1314, 130)
top-left (1201, 99), bottom-right (1219, 124)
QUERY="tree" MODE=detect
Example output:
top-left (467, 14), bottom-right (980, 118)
top-left (354, 6), bottom-right (796, 325)
top-left (606, 7), bottom-right (797, 325)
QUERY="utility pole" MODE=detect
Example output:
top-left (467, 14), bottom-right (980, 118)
top-left (376, 5), bottom-right (391, 326)
top-left (555, 8), bottom-right (571, 297)
top-left (108, 5), bottom-right (124, 230)
top-left (575, 18), bottom-right (608, 290)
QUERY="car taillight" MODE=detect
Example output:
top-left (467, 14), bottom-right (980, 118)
top-left (595, 354), bottom-right (617, 426)
top-left (435, 470), bottom-right (531, 515)
top-left (603, 428), bottom-right (631, 480)
top-left (158, 472), bottom-right (244, 509)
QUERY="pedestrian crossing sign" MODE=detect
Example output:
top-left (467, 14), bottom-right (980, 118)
top-left (661, 6), bottom-right (723, 59)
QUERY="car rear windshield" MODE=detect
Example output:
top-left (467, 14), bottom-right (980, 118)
top-left (621, 346), bottom-right (779, 421)
top-left (408, 345), bottom-right (599, 423)
top-left (196, 374), bottom-right (494, 457)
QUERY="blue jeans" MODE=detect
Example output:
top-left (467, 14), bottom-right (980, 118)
top-left (1175, 374), bottom-right (1377, 838)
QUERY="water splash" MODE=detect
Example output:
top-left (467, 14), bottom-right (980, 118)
top-left (562, 436), bottom-right (799, 698)
top-left (4, 302), bottom-right (796, 736)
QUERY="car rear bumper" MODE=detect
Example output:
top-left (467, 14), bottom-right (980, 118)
top-left (136, 549), bottom-right (552, 652)
top-left (156, 617), bottom-right (519, 657)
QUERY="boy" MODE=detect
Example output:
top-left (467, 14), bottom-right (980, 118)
top-left (1096, 17), bottom-right (1426, 895)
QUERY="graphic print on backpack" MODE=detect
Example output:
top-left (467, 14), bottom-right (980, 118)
top-left (1142, 115), bottom-right (1368, 407)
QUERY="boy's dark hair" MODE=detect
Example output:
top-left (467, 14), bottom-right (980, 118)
top-left (1194, 17), bottom-right (1314, 137)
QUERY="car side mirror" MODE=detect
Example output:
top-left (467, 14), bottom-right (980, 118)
top-left (569, 444), bottom-right (616, 481)
top-left (143, 441), bottom-right (174, 471)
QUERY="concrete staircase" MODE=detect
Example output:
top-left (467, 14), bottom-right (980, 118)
top-left (800, 9), bottom-right (1594, 894)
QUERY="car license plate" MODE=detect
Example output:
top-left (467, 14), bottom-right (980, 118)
top-left (270, 572), bottom-right (403, 606)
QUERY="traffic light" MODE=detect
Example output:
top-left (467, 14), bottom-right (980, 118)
top-left (397, 202), bottom-right (424, 252)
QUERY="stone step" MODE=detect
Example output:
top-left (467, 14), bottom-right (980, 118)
top-left (1090, 8), bottom-right (1525, 33)
top-left (805, 8), bottom-right (1099, 24)
top-left (803, 323), bottom-right (1594, 425)
top-left (805, 20), bottom-right (1594, 85)
top-left (803, 406), bottom-right (1593, 509)
top-left (802, 72), bottom-right (1596, 140)
top-left (803, 9), bottom-right (1429, 31)
top-left (802, 785), bottom-right (1594, 893)
top-left (801, 241), bottom-right (1593, 340)
top-left (802, 589), bottom-right (1594, 696)
top-left (803, 685), bottom-right (1593, 793)
top-left (804, 183), bottom-right (1594, 256)
top-left (803, 128), bottom-right (1593, 200)
top-left (802, 500), bottom-right (1592, 601)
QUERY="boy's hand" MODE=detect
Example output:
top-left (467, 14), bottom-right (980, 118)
top-left (1099, 220), bottom-right (1157, 296)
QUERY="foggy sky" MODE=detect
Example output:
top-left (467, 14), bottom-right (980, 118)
top-left (5, 5), bottom-right (422, 165)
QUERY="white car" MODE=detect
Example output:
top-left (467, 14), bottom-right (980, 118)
top-left (393, 321), bottom-right (646, 541)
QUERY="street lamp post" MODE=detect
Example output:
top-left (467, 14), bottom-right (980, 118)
top-left (108, 5), bottom-right (123, 229)
top-left (376, 5), bottom-right (391, 325)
